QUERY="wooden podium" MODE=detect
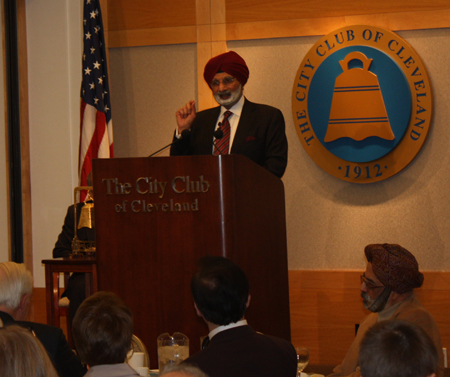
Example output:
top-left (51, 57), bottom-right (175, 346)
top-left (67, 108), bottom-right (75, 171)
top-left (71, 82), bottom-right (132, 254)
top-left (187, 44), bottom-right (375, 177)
top-left (92, 155), bottom-right (290, 368)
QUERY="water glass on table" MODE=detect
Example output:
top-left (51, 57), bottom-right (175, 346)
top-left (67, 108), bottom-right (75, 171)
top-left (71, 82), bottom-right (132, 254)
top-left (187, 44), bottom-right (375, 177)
top-left (157, 332), bottom-right (189, 373)
top-left (296, 347), bottom-right (309, 377)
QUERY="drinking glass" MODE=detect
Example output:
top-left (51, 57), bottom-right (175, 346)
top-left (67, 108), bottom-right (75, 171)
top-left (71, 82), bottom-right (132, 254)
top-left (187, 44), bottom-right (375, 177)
top-left (296, 347), bottom-right (309, 377)
top-left (157, 332), bottom-right (189, 373)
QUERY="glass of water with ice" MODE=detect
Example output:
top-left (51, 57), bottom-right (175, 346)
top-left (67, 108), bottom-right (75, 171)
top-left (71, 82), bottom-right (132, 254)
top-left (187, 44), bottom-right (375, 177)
top-left (157, 332), bottom-right (189, 373)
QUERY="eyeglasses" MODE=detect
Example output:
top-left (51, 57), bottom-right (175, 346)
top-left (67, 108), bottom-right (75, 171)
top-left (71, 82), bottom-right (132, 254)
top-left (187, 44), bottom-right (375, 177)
top-left (210, 76), bottom-right (236, 88)
top-left (360, 275), bottom-right (384, 291)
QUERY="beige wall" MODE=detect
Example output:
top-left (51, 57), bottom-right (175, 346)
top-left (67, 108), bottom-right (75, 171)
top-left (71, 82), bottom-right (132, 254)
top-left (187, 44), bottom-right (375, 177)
top-left (25, 0), bottom-right (82, 286)
top-left (109, 29), bottom-right (450, 271)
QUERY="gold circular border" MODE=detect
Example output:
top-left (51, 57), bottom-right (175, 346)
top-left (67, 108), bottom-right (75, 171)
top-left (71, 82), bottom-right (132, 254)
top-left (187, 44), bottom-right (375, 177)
top-left (292, 25), bottom-right (433, 183)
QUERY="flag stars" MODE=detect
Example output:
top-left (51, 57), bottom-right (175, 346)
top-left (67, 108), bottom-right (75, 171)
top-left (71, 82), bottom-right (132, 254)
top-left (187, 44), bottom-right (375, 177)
top-left (82, 1), bottom-right (111, 121)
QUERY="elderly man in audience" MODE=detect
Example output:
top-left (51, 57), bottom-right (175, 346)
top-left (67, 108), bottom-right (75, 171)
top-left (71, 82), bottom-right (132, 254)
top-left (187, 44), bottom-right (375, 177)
top-left (72, 291), bottom-right (139, 377)
top-left (0, 261), bottom-right (85, 377)
top-left (328, 244), bottom-right (444, 377)
top-left (183, 256), bottom-right (297, 377)
top-left (160, 364), bottom-right (209, 377)
top-left (358, 319), bottom-right (438, 377)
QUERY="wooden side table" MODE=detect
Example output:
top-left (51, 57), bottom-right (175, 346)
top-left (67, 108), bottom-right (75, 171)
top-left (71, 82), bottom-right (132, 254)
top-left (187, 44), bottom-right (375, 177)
top-left (42, 257), bottom-right (98, 329)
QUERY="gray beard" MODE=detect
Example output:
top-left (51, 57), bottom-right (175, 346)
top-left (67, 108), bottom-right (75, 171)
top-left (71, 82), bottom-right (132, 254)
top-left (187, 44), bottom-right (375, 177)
top-left (214, 85), bottom-right (243, 107)
top-left (361, 287), bottom-right (391, 312)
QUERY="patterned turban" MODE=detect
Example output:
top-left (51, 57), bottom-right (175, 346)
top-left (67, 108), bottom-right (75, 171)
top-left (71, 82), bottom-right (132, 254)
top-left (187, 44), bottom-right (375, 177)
top-left (364, 244), bottom-right (424, 294)
top-left (203, 51), bottom-right (249, 87)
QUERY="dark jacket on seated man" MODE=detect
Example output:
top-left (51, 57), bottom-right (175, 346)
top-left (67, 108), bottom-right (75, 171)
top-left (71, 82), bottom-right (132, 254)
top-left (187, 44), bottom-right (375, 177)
top-left (186, 323), bottom-right (297, 377)
top-left (53, 202), bottom-right (95, 323)
top-left (183, 256), bottom-right (297, 377)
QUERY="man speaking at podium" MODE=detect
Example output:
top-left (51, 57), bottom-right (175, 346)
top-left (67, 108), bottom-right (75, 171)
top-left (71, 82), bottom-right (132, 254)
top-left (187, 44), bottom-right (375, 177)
top-left (170, 51), bottom-right (288, 179)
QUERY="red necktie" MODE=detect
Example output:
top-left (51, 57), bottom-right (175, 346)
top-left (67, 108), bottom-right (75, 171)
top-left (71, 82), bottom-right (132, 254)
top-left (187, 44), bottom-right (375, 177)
top-left (214, 111), bottom-right (232, 155)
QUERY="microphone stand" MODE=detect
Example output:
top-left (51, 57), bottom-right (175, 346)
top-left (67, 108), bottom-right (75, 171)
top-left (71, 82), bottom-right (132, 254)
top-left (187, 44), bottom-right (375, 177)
top-left (148, 129), bottom-right (190, 157)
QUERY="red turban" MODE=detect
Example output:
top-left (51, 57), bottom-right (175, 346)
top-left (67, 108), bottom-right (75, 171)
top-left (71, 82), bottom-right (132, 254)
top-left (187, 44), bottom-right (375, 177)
top-left (364, 244), bottom-right (424, 294)
top-left (203, 51), bottom-right (249, 86)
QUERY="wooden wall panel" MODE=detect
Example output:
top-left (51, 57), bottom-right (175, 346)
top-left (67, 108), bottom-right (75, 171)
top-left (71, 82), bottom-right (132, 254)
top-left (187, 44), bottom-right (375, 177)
top-left (105, 0), bottom-right (450, 48)
top-left (289, 270), bottom-right (450, 370)
top-left (17, 0), bottom-right (33, 270)
top-left (107, 26), bottom-right (197, 48)
top-left (107, 0), bottom-right (196, 30)
top-left (225, 0), bottom-right (450, 23)
top-left (226, 9), bottom-right (450, 41)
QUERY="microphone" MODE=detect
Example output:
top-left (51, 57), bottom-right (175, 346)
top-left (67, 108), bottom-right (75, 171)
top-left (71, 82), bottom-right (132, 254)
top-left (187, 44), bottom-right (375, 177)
top-left (148, 129), bottom-right (190, 157)
top-left (213, 127), bottom-right (226, 155)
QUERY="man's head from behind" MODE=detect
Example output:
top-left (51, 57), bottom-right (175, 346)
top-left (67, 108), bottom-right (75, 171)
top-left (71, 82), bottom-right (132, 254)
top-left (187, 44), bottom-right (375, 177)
top-left (191, 256), bottom-right (249, 326)
top-left (72, 291), bottom-right (133, 367)
top-left (359, 319), bottom-right (438, 377)
top-left (0, 262), bottom-right (33, 320)
top-left (361, 244), bottom-right (424, 312)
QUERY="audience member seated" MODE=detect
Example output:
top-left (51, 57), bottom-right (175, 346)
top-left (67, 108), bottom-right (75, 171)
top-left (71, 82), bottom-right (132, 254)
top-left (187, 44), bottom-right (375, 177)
top-left (183, 256), bottom-right (297, 377)
top-left (0, 324), bottom-right (59, 377)
top-left (328, 244), bottom-right (444, 377)
top-left (0, 261), bottom-right (85, 377)
top-left (359, 319), bottom-right (438, 377)
top-left (72, 291), bottom-right (139, 377)
top-left (160, 364), bottom-right (209, 377)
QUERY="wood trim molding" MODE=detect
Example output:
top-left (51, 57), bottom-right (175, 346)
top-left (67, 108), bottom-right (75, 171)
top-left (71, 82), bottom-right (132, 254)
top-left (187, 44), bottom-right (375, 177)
top-left (16, 0), bottom-right (32, 271)
top-left (107, 26), bottom-right (197, 48)
top-left (227, 9), bottom-right (450, 41)
top-left (104, 8), bottom-right (450, 49)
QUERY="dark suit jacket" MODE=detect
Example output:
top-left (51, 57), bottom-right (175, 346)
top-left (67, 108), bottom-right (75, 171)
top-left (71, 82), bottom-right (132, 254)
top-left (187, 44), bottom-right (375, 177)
top-left (52, 203), bottom-right (96, 321)
top-left (170, 99), bottom-right (288, 178)
top-left (53, 203), bottom-right (95, 259)
top-left (184, 325), bottom-right (297, 377)
top-left (0, 311), bottom-right (86, 377)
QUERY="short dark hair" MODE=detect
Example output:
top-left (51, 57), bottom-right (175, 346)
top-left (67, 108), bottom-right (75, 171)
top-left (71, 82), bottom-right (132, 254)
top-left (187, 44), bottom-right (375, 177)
top-left (72, 291), bottom-right (133, 367)
top-left (359, 319), bottom-right (438, 377)
top-left (191, 256), bottom-right (249, 326)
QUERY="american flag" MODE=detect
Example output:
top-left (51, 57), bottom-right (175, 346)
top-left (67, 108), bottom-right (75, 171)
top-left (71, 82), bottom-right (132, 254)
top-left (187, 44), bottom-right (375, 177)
top-left (79, 0), bottom-right (113, 195)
